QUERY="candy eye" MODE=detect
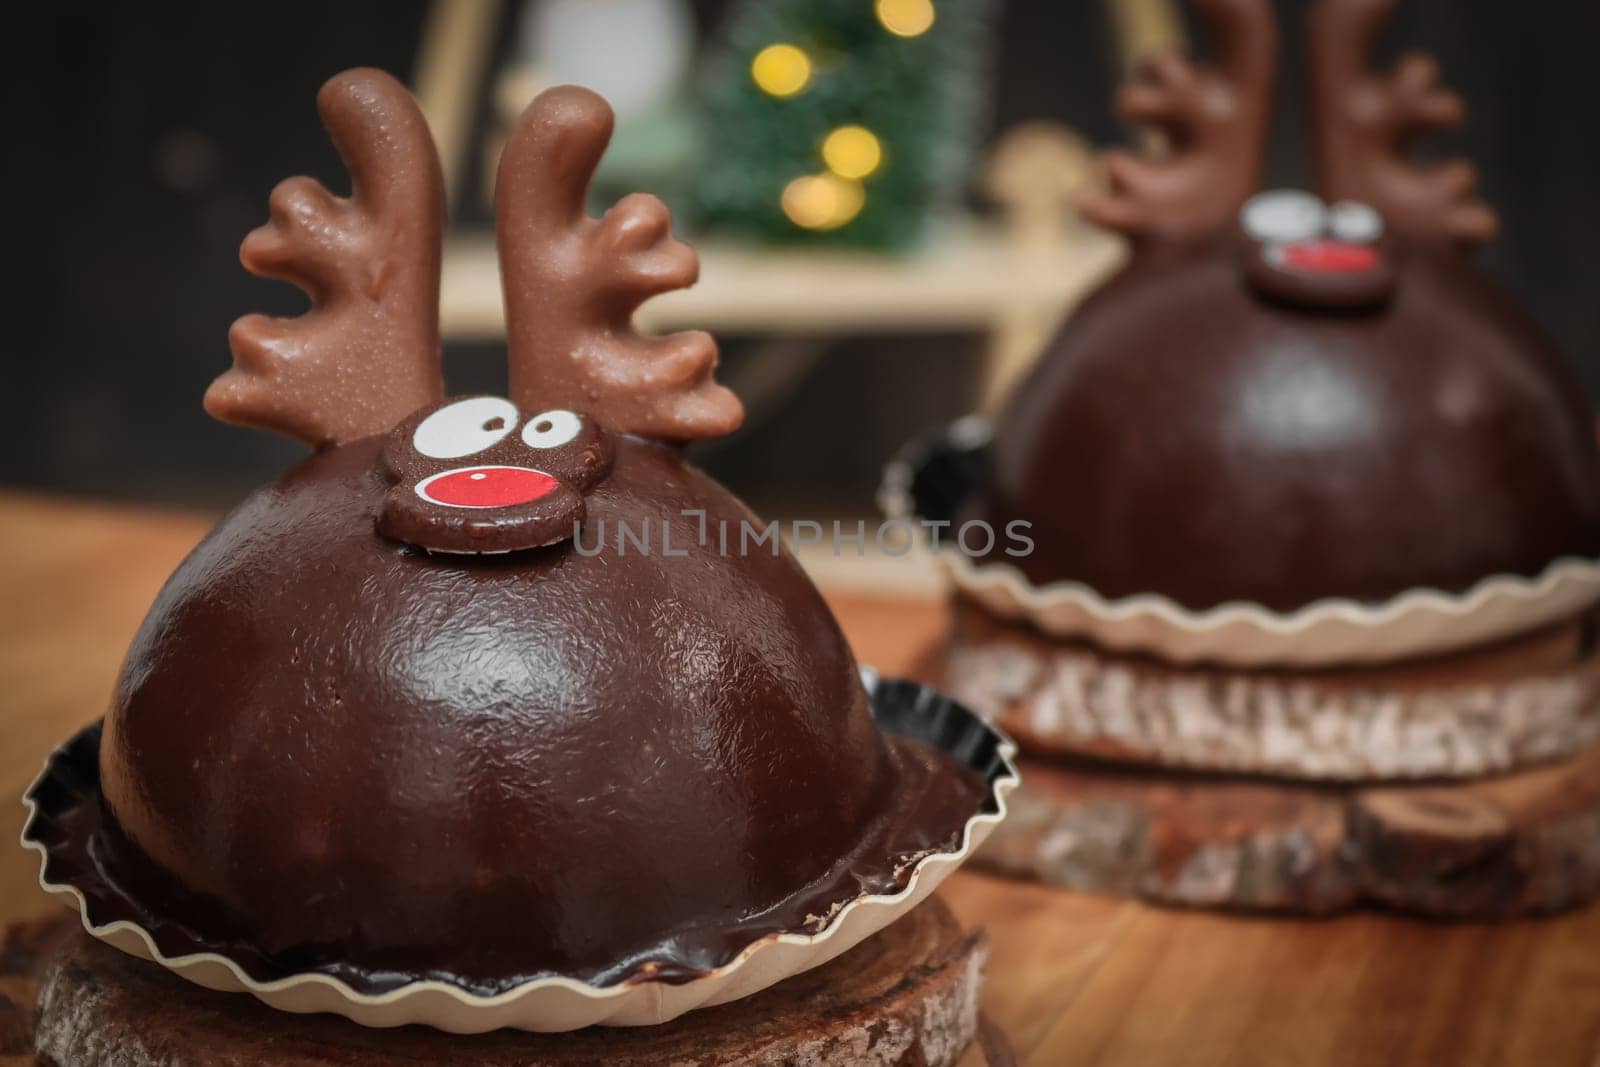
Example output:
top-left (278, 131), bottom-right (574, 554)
top-left (412, 397), bottom-right (519, 459)
top-left (1327, 200), bottom-right (1384, 244)
top-left (1241, 189), bottom-right (1327, 244)
top-left (521, 409), bottom-right (583, 450)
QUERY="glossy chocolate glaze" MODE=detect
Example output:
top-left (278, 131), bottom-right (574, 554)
top-left (975, 239), bottom-right (1600, 612)
top-left (98, 436), bottom-right (983, 992)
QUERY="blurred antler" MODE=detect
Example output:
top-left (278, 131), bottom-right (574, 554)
top-left (1084, 0), bottom-right (1278, 243)
top-left (1308, 0), bottom-right (1497, 245)
top-left (206, 68), bottom-right (446, 448)
top-left (495, 86), bottom-right (742, 443)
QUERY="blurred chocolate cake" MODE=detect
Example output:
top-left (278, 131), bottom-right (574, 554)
top-left (890, 0), bottom-right (1600, 915)
top-left (975, 0), bottom-right (1600, 612)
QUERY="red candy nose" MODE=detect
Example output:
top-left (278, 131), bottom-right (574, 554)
top-left (1277, 240), bottom-right (1381, 274)
top-left (415, 466), bottom-right (558, 509)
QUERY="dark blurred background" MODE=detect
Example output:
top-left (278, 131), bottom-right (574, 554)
top-left (4, 0), bottom-right (1597, 516)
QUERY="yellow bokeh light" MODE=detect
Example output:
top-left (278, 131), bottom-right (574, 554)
top-left (821, 125), bottom-right (883, 180)
top-left (781, 173), bottom-right (867, 231)
top-left (875, 0), bottom-right (936, 37)
top-left (750, 43), bottom-right (812, 97)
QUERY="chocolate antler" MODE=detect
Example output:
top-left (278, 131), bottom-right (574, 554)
top-left (495, 87), bottom-right (743, 443)
top-left (1308, 0), bottom-right (1497, 245)
top-left (206, 69), bottom-right (446, 448)
top-left (1084, 0), bottom-right (1278, 243)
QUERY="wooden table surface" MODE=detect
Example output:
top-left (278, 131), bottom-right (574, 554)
top-left (4, 490), bottom-right (1600, 1066)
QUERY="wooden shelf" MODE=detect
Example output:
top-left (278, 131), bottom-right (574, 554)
top-left (442, 221), bottom-right (1123, 337)
top-left (441, 221), bottom-right (1125, 407)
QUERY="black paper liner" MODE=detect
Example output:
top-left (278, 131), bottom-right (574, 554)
top-left (21, 677), bottom-right (1015, 999)
top-left (860, 668), bottom-right (1012, 803)
top-left (877, 416), bottom-right (993, 535)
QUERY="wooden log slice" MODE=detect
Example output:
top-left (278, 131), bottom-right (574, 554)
top-left (940, 599), bottom-right (1600, 781)
top-left (971, 746), bottom-right (1600, 917)
top-left (28, 898), bottom-right (1008, 1067)
top-left (1, 914), bottom-right (75, 1067)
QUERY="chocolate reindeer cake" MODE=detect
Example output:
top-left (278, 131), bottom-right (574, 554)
top-left (22, 69), bottom-right (1014, 1051)
top-left (980, 0), bottom-right (1600, 614)
top-left (886, 0), bottom-right (1600, 915)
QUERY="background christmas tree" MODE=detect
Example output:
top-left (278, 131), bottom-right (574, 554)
top-left (694, 0), bottom-right (993, 250)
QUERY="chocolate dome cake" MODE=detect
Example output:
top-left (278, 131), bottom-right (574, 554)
top-left (98, 431), bottom-right (978, 990)
top-left (23, 69), bottom-right (1005, 1033)
top-left (984, 239), bottom-right (1600, 612)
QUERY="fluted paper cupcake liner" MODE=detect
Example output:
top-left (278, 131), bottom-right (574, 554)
top-left (881, 416), bottom-right (1600, 667)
